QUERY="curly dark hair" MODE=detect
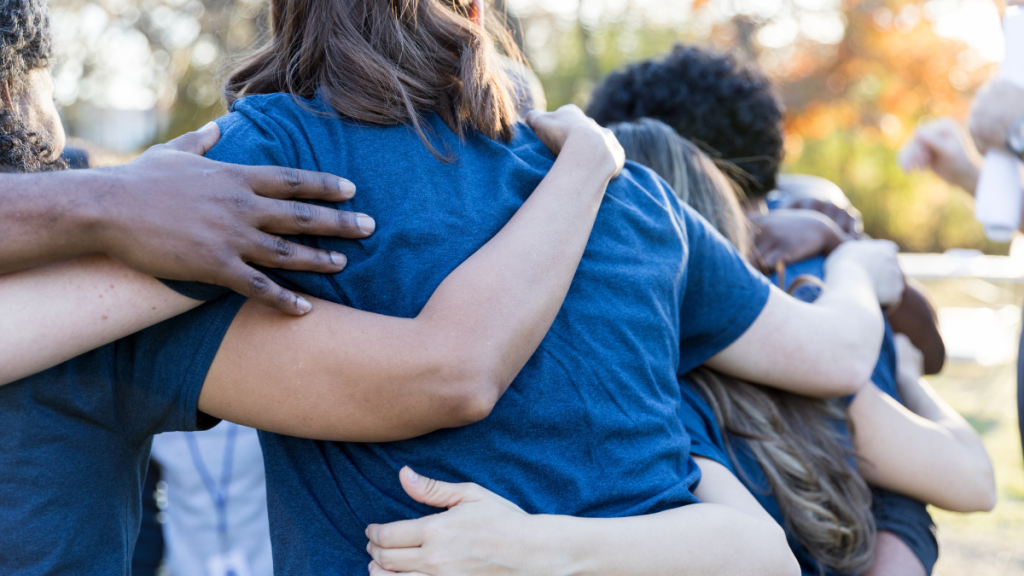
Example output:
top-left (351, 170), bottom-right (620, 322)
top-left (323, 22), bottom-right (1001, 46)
top-left (587, 44), bottom-right (783, 198)
top-left (0, 0), bottom-right (63, 172)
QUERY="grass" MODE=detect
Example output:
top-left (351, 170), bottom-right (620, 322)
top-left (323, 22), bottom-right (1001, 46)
top-left (916, 278), bottom-right (1024, 575)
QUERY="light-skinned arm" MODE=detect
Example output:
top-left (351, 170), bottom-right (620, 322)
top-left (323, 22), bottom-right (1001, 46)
top-left (849, 379), bottom-right (996, 513)
top-left (2, 106), bottom-right (624, 443)
top-left (365, 463), bottom-right (799, 576)
top-left (705, 239), bottom-right (901, 398)
top-left (197, 105), bottom-right (623, 440)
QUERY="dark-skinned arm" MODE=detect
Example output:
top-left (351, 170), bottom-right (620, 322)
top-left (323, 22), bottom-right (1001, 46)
top-left (0, 122), bottom-right (373, 315)
top-left (197, 106), bottom-right (624, 441)
top-left (887, 280), bottom-right (945, 375)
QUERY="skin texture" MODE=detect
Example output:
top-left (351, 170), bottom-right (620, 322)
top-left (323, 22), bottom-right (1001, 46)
top-left (850, 380), bottom-right (995, 513)
top-left (2, 106), bottom-right (630, 446)
top-left (0, 118), bottom-right (374, 315)
top-left (706, 239), bottom-right (899, 398)
top-left (969, 79), bottom-right (1024, 157)
top-left (364, 465), bottom-right (800, 576)
top-left (749, 208), bottom-right (851, 273)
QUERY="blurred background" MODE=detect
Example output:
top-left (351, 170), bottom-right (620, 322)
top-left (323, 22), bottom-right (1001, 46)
top-left (48, 0), bottom-right (1024, 572)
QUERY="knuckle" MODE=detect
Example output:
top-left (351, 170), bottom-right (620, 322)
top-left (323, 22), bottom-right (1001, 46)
top-left (291, 201), bottom-right (317, 227)
top-left (271, 237), bottom-right (293, 259)
top-left (247, 272), bottom-right (272, 296)
top-left (280, 167), bottom-right (304, 192)
top-left (230, 192), bottom-right (258, 213)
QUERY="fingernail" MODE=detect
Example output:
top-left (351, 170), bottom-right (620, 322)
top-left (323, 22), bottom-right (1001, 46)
top-left (330, 252), bottom-right (347, 269)
top-left (357, 214), bottom-right (376, 235)
top-left (338, 179), bottom-right (356, 198)
top-left (296, 296), bottom-right (312, 314)
top-left (200, 121), bottom-right (217, 132)
top-left (406, 467), bottom-right (419, 486)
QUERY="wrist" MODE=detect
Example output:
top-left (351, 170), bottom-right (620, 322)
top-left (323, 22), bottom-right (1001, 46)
top-left (562, 131), bottom-right (618, 183)
top-left (72, 166), bottom-right (129, 256)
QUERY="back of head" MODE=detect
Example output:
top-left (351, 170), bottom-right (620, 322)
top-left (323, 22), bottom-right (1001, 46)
top-left (224, 0), bottom-right (524, 154)
top-left (607, 118), bottom-right (749, 257)
top-left (0, 0), bottom-right (63, 172)
top-left (588, 45), bottom-right (783, 199)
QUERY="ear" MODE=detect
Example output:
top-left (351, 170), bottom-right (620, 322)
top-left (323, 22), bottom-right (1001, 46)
top-left (469, 0), bottom-right (484, 27)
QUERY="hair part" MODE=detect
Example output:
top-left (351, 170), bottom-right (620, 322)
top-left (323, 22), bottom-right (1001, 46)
top-left (223, 0), bottom-right (524, 158)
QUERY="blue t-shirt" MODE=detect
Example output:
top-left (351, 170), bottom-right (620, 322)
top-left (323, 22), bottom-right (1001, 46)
top-left (202, 93), bottom-right (773, 573)
top-left (0, 294), bottom-right (245, 575)
top-left (686, 256), bottom-right (936, 575)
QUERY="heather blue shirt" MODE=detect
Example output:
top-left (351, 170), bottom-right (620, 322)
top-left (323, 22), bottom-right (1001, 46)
top-left (203, 93), bottom-right (772, 573)
top-left (684, 256), bottom-right (936, 574)
top-left (0, 294), bottom-right (245, 575)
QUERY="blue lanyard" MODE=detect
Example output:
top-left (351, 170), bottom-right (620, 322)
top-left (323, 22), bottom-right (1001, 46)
top-left (185, 423), bottom-right (239, 553)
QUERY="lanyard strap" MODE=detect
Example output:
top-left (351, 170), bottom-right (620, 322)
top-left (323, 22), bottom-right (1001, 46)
top-left (185, 423), bottom-right (239, 552)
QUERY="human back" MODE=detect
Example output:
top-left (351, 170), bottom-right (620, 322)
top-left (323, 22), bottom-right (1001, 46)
top-left (204, 91), bottom-right (773, 570)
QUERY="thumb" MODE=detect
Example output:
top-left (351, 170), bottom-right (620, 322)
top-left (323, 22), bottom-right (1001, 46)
top-left (399, 466), bottom-right (480, 510)
top-left (164, 121), bottom-right (221, 155)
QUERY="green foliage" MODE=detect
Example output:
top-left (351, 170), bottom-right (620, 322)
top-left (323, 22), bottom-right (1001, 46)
top-left (787, 130), bottom-right (1007, 254)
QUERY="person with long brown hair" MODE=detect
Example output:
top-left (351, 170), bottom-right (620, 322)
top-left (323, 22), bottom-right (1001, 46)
top-left (155, 0), bottom-right (925, 573)
top-left (364, 120), bottom-right (994, 576)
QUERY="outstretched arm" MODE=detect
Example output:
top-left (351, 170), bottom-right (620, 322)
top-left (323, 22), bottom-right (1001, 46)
top-left (365, 463), bottom-right (799, 576)
top-left (198, 106), bottom-right (623, 441)
top-left (706, 240), bottom-right (900, 398)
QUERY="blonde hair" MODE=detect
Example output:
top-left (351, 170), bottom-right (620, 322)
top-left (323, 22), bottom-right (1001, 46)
top-left (609, 118), bottom-right (876, 574)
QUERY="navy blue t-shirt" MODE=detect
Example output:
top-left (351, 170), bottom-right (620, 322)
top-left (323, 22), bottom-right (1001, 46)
top-left (683, 256), bottom-right (937, 575)
top-left (202, 93), bottom-right (773, 573)
top-left (0, 294), bottom-right (245, 574)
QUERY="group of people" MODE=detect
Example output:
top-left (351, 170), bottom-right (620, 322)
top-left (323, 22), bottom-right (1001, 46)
top-left (0, 0), bottom-right (1009, 574)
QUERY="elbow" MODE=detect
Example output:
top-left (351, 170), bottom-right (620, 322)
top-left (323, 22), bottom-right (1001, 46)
top-left (760, 521), bottom-right (801, 576)
top-left (442, 365), bottom-right (507, 427)
top-left (959, 464), bottom-right (998, 513)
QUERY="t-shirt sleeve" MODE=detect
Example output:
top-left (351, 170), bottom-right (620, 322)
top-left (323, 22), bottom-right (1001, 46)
top-left (677, 205), bottom-right (772, 375)
top-left (112, 293), bottom-right (247, 442)
top-left (678, 378), bottom-right (732, 470)
top-left (870, 486), bottom-right (938, 574)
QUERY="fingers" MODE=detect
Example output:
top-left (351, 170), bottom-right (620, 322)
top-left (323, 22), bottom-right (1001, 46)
top-left (399, 466), bottom-right (483, 509)
top-left (367, 545), bottom-right (424, 574)
top-left (220, 262), bottom-right (314, 316)
top-left (256, 198), bottom-right (375, 237)
top-left (163, 122), bottom-right (221, 155)
top-left (239, 164), bottom-right (358, 203)
top-left (246, 232), bottom-right (348, 273)
top-left (368, 560), bottom-right (426, 576)
top-left (366, 518), bottom-right (428, 549)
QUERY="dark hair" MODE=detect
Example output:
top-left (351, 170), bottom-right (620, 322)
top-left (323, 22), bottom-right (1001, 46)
top-left (587, 44), bottom-right (783, 198)
top-left (610, 118), bottom-right (875, 574)
top-left (224, 0), bottom-right (523, 157)
top-left (0, 0), bottom-right (63, 172)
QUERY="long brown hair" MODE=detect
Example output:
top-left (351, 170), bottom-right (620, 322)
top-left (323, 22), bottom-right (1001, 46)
top-left (223, 0), bottom-right (523, 156)
top-left (610, 118), bottom-right (875, 575)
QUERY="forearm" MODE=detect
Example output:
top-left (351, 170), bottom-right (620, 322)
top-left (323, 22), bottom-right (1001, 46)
top-left (851, 382), bottom-right (995, 512)
top-left (201, 134), bottom-right (615, 441)
top-left (531, 505), bottom-right (796, 576)
top-left (886, 282), bottom-right (945, 374)
top-left (415, 134), bottom-right (613, 399)
top-left (707, 264), bottom-right (883, 398)
top-left (0, 170), bottom-right (109, 274)
top-left (0, 255), bottom-right (199, 384)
